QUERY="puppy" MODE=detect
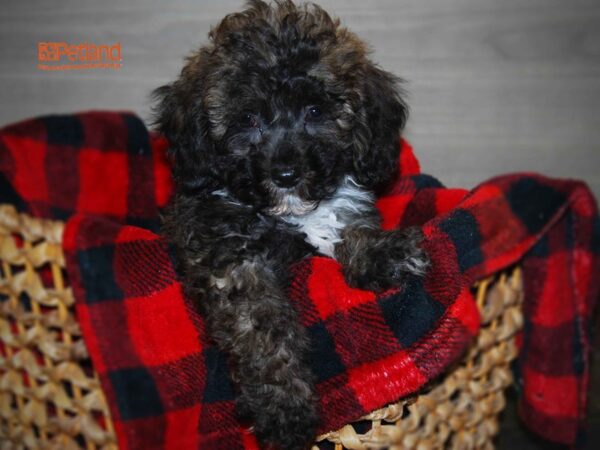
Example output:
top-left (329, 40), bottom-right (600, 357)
top-left (154, 1), bottom-right (428, 449)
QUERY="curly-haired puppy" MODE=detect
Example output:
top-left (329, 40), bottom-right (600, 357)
top-left (154, 1), bottom-right (428, 448)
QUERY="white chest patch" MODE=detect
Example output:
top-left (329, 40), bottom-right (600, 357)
top-left (281, 177), bottom-right (374, 257)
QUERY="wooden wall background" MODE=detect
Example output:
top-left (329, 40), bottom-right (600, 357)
top-left (1, 0), bottom-right (599, 198)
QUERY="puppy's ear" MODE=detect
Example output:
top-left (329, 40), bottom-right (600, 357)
top-left (152, 53), bottom-right (213, 193)
top-left (352, 64), bottom-right (408, 192)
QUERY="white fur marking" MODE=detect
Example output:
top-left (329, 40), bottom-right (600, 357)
top-left (281, 176), bottom-right (373, 257)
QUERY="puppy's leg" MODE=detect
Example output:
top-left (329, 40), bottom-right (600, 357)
top-left (335, 209), bottom-right (429, 292)
top-left (202, 258), bottom-right (318, 450)
top-left (169, 198), bottom-right (319, 450)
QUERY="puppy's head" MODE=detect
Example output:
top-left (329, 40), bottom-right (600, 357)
top-left (154, 0), bottom-right (407, 215)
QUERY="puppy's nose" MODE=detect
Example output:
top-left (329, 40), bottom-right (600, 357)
top-left (271, 166), bottom-right (300, 188)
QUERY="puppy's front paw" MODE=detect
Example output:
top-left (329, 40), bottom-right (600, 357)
top-left (342, 227), bottom-right (429, 292)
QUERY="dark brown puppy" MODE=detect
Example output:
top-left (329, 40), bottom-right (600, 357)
top-left (154, 1), bottom-right (428, 448)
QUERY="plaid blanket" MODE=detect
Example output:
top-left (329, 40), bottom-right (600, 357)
top-left (0, 111), bottom-right (598, 449)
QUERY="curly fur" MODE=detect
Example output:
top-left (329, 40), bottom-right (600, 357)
top-left (154, 1), bottom-right (428, 449)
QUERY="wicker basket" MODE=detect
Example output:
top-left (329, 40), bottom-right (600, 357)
top-left (0, 204), bottom-right (524, 450)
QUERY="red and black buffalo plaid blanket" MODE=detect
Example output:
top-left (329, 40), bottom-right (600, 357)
top-left (0, 111), bottom-right (598, 449)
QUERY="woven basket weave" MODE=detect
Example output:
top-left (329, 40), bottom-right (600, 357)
top-left (0, 204), bottom-right (524, 450)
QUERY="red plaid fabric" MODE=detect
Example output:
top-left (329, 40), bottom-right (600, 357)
top-left (1, 112), bottom-right (598, 449)
top-left (0, 111), bottom-right (172, 228)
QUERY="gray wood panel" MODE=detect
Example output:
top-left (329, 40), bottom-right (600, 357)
top-left (1, 0), bottom-right (599, 198)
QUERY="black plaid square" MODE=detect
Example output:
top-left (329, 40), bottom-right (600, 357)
top-left (506, 178), bottom-right (567, 234)
top-left (379, 276), bottom-right (446, 347)
top-left (42, 114), bottom-right (84, 147)
top-left (124, 114), bottom-right (152, 156)
top-left (77, 245), bottom-right (123, 303)
top-left (439, 208), bottom-right (484, 272)
top-left (109, 367), bottom-right (164, 420)
top-left (307, 322), bottom-right (346, 383)
top-left (0, 174), bottom-right (26, 212)
top-left (202, 347), bottom-right (235, 403)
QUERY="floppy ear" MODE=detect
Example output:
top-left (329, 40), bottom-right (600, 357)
top-left (352, 64), bottom-right (408, 192)
top-left (152, 53), bottom-right (214, 193)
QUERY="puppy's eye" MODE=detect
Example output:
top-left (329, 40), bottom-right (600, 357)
top-left (306, 106), bottom-right (322, 120)
top-left (240, 113), bottom-right (259, 129)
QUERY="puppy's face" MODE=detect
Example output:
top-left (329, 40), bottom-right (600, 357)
top-left (209, 53), bottom-right (353, 216)
top-left (155, 0), bottom-right (407, 215)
